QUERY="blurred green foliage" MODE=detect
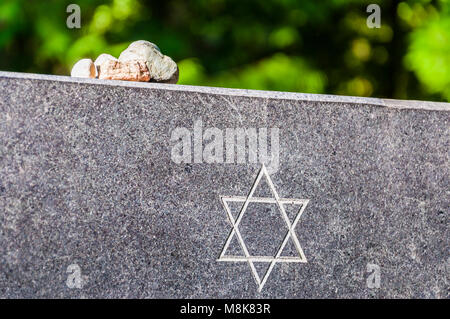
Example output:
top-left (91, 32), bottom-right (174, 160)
top-left (0, 0), bottom-right (448, 101)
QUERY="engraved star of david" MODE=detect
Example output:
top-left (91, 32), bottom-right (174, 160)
top-left (218, 164), bottom-right (309, 292)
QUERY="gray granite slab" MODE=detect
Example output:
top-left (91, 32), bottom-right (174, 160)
top-left (0, 71), bottom-right (448, 298)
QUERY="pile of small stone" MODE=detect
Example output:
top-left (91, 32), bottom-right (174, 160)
top-left (70, 40), bottom-right (178, 84)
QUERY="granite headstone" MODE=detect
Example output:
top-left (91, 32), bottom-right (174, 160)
top-left (0, 71), bottom-right (448, 298)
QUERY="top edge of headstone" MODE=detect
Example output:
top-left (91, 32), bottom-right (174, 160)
top-left (1, 71), bottom-right (449, 111)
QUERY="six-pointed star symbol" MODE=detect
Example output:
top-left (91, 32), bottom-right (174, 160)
top-left (218, 164), bottom-right (309, 292)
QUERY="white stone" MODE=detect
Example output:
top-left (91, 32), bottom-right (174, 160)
top-left (128, 40), bottom-right (161, 53)
top-left (70, 59), bottom-right (96, 78)
top-left (94, 54), bottom-right (118, 78)
top-left (94, 53), bottom-right (117, 67)
top-left (119, 40), bottom-right (178, 83)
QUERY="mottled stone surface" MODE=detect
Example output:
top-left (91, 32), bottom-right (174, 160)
top-left (119, 40), bottom-right (178, 84)
top-left (0, 71), bottom-right (448, 298)
top-left (97, 60), bottom-right (150, 82)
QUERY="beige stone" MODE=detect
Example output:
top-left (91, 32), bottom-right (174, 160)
top-left (97, 60), bottom-right (150, 82)
top-left (119, 40), bottom-right (178, 84)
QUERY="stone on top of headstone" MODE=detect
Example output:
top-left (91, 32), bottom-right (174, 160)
top-left (97, 60), bottom-right (150, 82)
top-left (70, 58), bottom-right (96, 79)
top-left (71, 40), bottom-right (178, 84)
top-left (93, 53), bottom-right (117, 77)
top-left (119, 40), bottom-right (179, 84)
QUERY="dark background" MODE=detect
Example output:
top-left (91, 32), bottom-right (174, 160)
top-left (0, 0), bottom-right (449, 101)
